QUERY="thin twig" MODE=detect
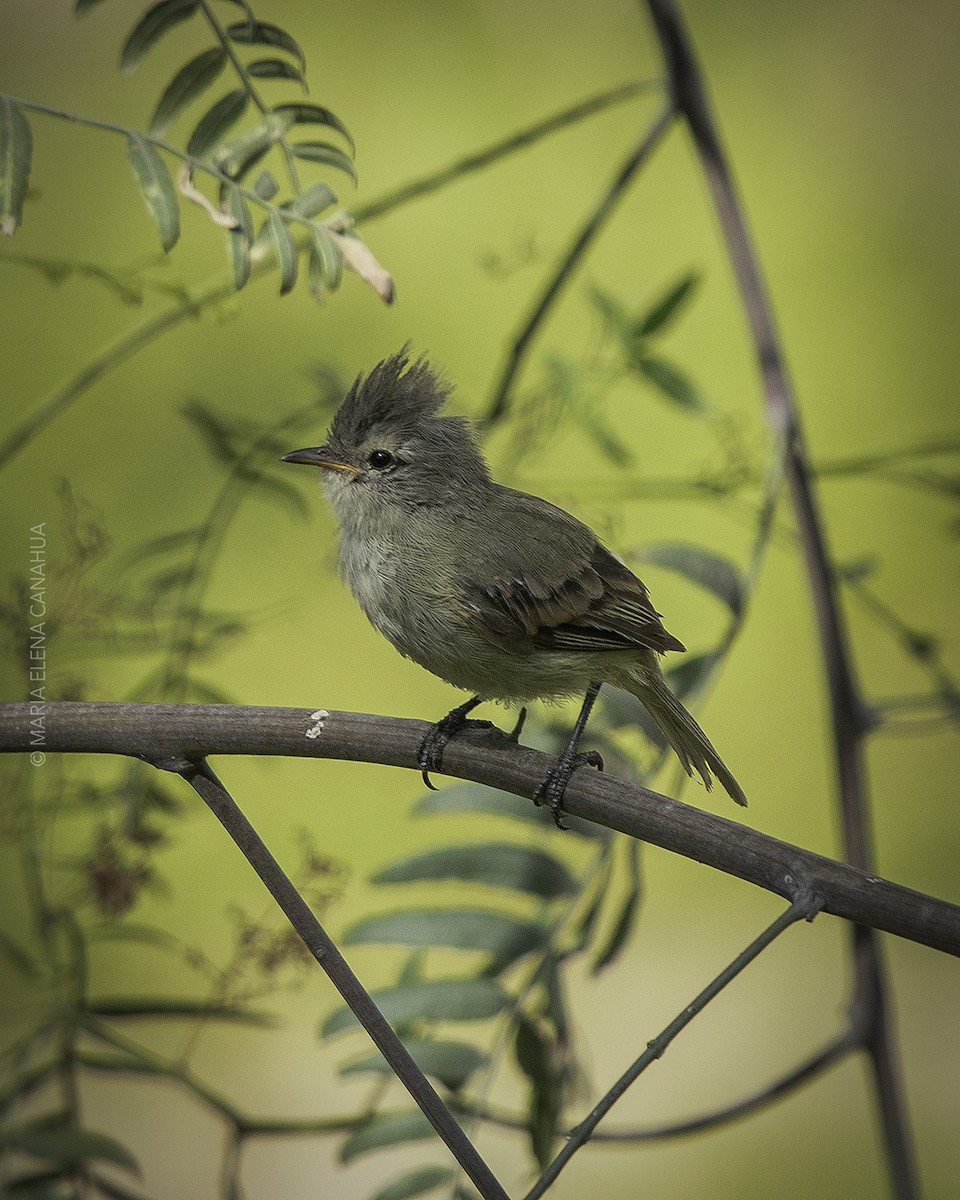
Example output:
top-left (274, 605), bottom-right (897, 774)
top-left (453, 1029), bottom-right (854, 1142)
top-left (356, 79), bottom-right (663, 221)
top-left (483, 102), bottom-right (676, 426)
top-left (641, 2), bottom-right (919, 1194)
top-left (171, 757), bottom-right (511, 1200)
top-left (524, 890), bottom-right (820, 1199)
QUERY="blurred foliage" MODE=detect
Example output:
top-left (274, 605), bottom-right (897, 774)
top-left (0, 1), bottom-right (959, 1199)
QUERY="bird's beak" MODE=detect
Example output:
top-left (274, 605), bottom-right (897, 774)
top-left (281, 446), bottom-right (359, 475)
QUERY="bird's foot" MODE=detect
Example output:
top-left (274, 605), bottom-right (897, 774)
top-left (418, 697), bottom-right (492, 790)
top-left (533, 749), bottom-right (604, 829)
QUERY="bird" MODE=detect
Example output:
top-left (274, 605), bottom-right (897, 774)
top-left (282, 349), bottom-right (746, 824)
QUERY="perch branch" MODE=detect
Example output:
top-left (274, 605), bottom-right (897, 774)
top-left (2, 702), bottom-right (958, 957)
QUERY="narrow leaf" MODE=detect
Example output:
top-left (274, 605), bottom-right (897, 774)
top-left (344, 908), bottom-right (546, 960)
top-left (274, 101), bottom-right (354, 154)
top-left (226, 20), bottom-right (306, 70)
top-left (591, 883), bottom-right (641, 973)
top-left (307, 226), bottom-right (340, 300)
top-left (635, 541), bottom-right (745, 616)
top-left (370, 1166), bottom-right (455, 1200)
top-left (321, 977), bottom-right (508, 1038)
top-left (265, 209), bottom-right (297, 294)
top-left (372, 843), bottom-right (577, 899)
top-left (414, 782), bottom-right (604, 838)
top-left (89, 997), bottom-right (277, 1025)
top-left (341, 1039), bottom-right (487, 1091)
top-left (664, 649), bottom-right (721, 704)
top-left (0, 96), bottom-right (32, 236)
top-left (251, 169), bottom-right (279, 200)
top-left (186, 89), bottom-right (248, 158)
top-left (149, 48), bottom-right (227, 136)
top-left (246, 57), bottom-right (307, 89)
top-left (589, 285), bottom-right (634, 346)
top-left (0, 930), bottom-right (41, 979)
top-left (213, 109), bottom-right (295, 179)
top-left (514, 1016), bottom-right (560, 1169)
top-left (285, 181), bottom-right (337, 220)
top-left (290, 140), bottom-right (357, 183)
top-left (126, 135), bottom-right (179, 252)
top-left (120, 0), bottom-right (199, 74)
top-left (634, 272), bottom-right (700, 338)
top-left (182, 399), bottom-right (236, 464)
top-left (339, 1111), bottom-right (433, 1164)
top-left (3, 1125), bottom-right (141, 1176)
top-left (75, 0), bottom-right (112, 13)
top-left (223, 183), bottom-right (253, 288)
top-left (632, 352), bottom-right (707, 413)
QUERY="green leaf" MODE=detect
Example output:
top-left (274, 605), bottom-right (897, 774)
top-left (126, 135), bottom-right (179, 252)
top-left (339, 1111), bottom-right (434, 1164)
top-left (664, 649), bottom-right (721, 704)
top-left (308, 226), bottom-right (342, 296)
top-left (588, 285), bottom-right (634, 346)
top-left (591, 882), bottom-right (641, 974)
top-left (226, 20), bottom-right (306, 70)
top-left (632, 352), bottom-right (707, 413)
top-left (343, 908), bottom-right (546, 961)
top-left (88, 997), bottom-right (278, 1025)
top-left (149, 48), bottom-right (227, 136)
top-left (546, 354), bottom-right (632, 467)
top-left (0, 96), bottom-right (32, 236)
top-left (321, 977), bottom-right (508, 1038)
top-left (213, 109), bottom-right (295, 179)
top-left (246, 57), bottom-right (307, 89)
top-left (182, 398), bottom-right (236, 465)
top-left (274, 101), bottom-right (354, 154)
top-left (120, 0), bottom-right (199, 74)
top-left (75, 0), bottom-right (112, 13)
top-left (414, 781), bottom-right (604, 838)
top-left (219, 184), bottom-right (250, 287)
top-left (0, 931), bottom-right (41, 979)
top-left (118, 526), bottom-right (203, 571)
top-left (514, 1016), bottom-right (561, 1169)
top-left (372, 843), bottom-right (577, 899)
top-left (2, 1125), bottom-right (141, 1176)
top-left (340, 1038), bottom-right (487, 1090)
top-left (290, 141), bottom-right (357, 183)
top-left (369, 1166), bottom-right (455, 1200)
top-left (186, 89), bottom-right (248, 158)
top-left (636, 541), bottom-right (745, 616)
top-left (264, 209), bottom-right (297, 294)
top-left (634, 271), bottom-right (700, 338)
top-left (251, 169), bottom-right (280, 201)
top-left (285, 181), bottom-right (337, 220)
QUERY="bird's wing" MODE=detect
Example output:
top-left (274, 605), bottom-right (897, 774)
top-left (459, 489), bottom-right (684, 657)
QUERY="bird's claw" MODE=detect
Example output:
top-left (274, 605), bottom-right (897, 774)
top-left (533, 749), bottom-right (604, 829)
top-left (417, 708), bottom-right (493, 789)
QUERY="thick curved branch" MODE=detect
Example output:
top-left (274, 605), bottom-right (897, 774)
top-left (2, 701), bottom-right (957, 956)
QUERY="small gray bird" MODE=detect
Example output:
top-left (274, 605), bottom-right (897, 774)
top-left (283, 350), bottom-right (746, 823)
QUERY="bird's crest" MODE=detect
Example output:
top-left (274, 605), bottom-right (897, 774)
top-left (330, 347), bottom-right (452, 445)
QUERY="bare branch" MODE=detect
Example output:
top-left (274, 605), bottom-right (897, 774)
top-left (641, 1), bottom-right (919, 1193)
top-left (170, 756), bottom-right (510, 1200)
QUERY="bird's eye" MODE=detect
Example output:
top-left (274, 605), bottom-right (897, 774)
top-left (367, 449), bottom-right (394, 470)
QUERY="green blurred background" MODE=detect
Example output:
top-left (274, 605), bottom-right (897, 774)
top-left (1, 0), bottom-right (958, 1197)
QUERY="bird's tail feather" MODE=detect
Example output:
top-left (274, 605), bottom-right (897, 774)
top-left (630, 672), bottom-right (747, 807)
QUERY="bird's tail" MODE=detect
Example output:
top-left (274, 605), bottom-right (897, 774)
top-left (628, 670), bottom-right (747, 807)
